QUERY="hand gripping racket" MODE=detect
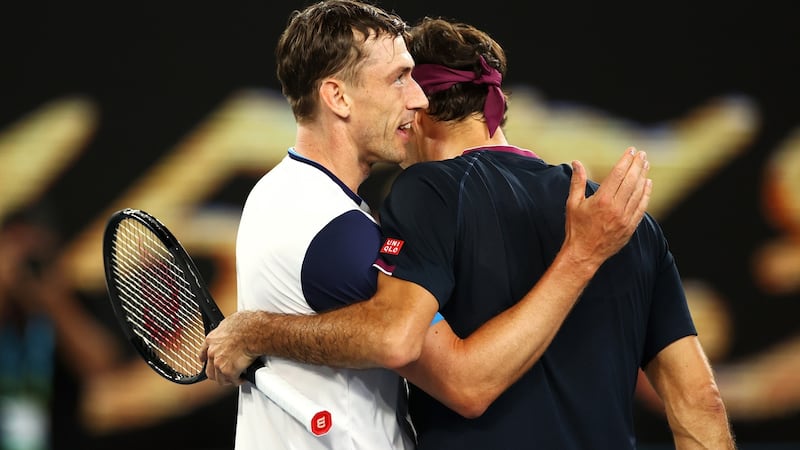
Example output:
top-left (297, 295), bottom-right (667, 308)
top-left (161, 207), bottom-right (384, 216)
top-left (102, 208), bottom-right (332, 436)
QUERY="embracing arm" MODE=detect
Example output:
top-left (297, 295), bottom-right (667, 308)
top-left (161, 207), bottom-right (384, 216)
top-left (644, 336), bottom-right (736, 449)
top-left (397, 148), bottom-right (653, 417)
top-left (201, 148), bottom-right (650, 394)
top-left (200, 273), bottom-right (437, 383)
top-left (395, 244), bottom-right (607, 418)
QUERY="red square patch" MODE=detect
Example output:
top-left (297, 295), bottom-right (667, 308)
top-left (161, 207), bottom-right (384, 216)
top-left (380, 238), bottom-right (404, 255)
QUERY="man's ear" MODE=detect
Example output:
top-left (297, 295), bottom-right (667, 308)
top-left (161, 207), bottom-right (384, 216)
top-left (319, 78), bottom-right (351, 119)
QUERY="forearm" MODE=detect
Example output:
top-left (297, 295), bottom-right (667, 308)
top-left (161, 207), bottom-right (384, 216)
top-left (401, 245), bottom-right (602, 416)
top-left (647, 337), bottom-right (736, 449)
top-left (666, 383), bottom-right (736, 450)
top-left (203, 275), bottom-right (438, 384)
top-left (245, 306), bottom-right (382, 368)
top-left (231, 286), bottom-right (428, 369)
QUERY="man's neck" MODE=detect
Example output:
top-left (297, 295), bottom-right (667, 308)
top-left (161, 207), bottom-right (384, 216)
top-left (294, 123), bottom-right (369, 193)
top-left (437, 118), bottom-right (508, 160)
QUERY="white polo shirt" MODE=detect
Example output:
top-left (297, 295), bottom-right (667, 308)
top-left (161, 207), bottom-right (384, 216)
top-left (234, 150), bottom-right (414, 450)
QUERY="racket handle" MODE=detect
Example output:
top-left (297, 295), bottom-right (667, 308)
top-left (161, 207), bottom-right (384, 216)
top-left (243, 364), bottom-right (332, 437)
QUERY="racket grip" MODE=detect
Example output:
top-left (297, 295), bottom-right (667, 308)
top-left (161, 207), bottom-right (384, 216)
top-left (244, 364), bottom-right (332, 437)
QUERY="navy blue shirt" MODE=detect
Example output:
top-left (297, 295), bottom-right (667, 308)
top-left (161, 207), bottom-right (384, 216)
top-left (378, 146), bottom-right (696, 449)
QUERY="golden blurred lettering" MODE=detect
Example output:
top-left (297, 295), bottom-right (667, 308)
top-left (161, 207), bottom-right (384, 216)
top-left (60, 89), bottom-right (296, 315)
top-left (506, 90), bottom-right (758, 218)
top-left (0, 96), bottom-right (97, 215)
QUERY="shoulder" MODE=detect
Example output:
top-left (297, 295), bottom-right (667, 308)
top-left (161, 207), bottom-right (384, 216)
top-left (389, 161), bottom-right (462, 196)
top-left (634, 212), bottom-right (668, 246)
top-left (399, 159), bottom-right (466, 179)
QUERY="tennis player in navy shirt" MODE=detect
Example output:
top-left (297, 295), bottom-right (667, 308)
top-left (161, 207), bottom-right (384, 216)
top-left (372, 18), bottom-right (734, 449)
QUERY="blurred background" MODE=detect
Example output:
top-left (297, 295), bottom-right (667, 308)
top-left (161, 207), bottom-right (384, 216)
top-left (1, 0), bottom-right (799, 449)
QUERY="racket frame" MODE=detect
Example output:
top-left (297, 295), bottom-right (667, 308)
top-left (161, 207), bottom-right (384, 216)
top-left (103, 208), bottom-right (222, 384)
top-left (102, 208), bottom-right (332, 436)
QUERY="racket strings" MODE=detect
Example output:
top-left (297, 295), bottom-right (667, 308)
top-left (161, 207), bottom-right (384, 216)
top-left (110, 219), bottom-right (207, 377)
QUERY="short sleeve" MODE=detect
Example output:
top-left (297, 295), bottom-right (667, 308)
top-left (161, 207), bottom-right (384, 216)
top-left (377, 166), bottom-right (457, 308)
top-left (302, 210), bottom-right (381, 312)
top-left (641, 218), bottom-right (697, 366)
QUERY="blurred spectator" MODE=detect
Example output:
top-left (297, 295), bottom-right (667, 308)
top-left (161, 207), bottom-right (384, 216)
top-left (0, 203), bottom-right (121, 450)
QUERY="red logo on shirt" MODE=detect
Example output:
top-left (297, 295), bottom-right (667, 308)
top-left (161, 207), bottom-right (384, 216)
top-left (380, 238), bottom-right (404, 255)
top-left (310, 410), bottom-right (332, 436)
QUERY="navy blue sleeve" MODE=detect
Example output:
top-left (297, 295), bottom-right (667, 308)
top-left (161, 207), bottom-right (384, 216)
top-left (301, 210), bottom-right (381, 312)
top-left (641, 215), bottom-right (697, 366)
top-left (378, 165), bottom-right (456, 309)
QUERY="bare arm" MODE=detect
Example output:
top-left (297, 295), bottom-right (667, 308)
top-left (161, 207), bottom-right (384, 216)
top-left (201, 273), bottom-right (438, 383)
top-left (202, 148), bottom-right (650, 394)
top-left (395, 246), bottom-right (609, 418)
top-left (644, 336), bottom-right (736, 449)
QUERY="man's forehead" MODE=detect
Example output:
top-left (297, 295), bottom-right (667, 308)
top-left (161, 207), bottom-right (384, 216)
top-left (362, 34), bottom-right (412, 67)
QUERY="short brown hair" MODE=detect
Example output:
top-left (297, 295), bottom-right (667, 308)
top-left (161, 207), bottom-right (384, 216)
top-left (276, 0), bottom-right (407, 122)
top-left (407, 17), bottom-right (508, 127)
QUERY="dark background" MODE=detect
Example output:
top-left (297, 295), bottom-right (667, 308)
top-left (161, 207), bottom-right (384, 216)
top-left (2, 0), bottom-right (799, 448)
top-left (3, 1), bottom-right (798, 246)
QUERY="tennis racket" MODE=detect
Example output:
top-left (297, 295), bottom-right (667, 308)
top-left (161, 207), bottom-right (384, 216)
top-left (102, 208), bottom-right (332, 436)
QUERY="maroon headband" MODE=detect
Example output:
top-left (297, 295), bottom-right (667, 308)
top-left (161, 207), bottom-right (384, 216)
top-left (412, 56), bottom-right (505, 137)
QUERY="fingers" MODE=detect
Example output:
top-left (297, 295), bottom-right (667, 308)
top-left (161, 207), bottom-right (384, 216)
top-left (198, 341), bottom-right (209, 364)
top-left (201, 331), bottom-right (231, 385)
top-left (566, 160), bottom-right (588, 210)
top-left (613, 148), bottom-right (646, 200)
top-left (204, 352), bottom-right (236, 386)
top-left (200, 341), bottom-right (221, 384)
top-left (632, 177), bottom-right (653, 227)
top-left (562, 146), bottom-right (654, 267)
top-left (201, 328), bottom-right (251, 386)
top-left (596, 147), bottom-right (638, 199)
top-left (617, 151), bottom-right (651, 233)
top-left (599, 147), bottom-right (652, 224)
